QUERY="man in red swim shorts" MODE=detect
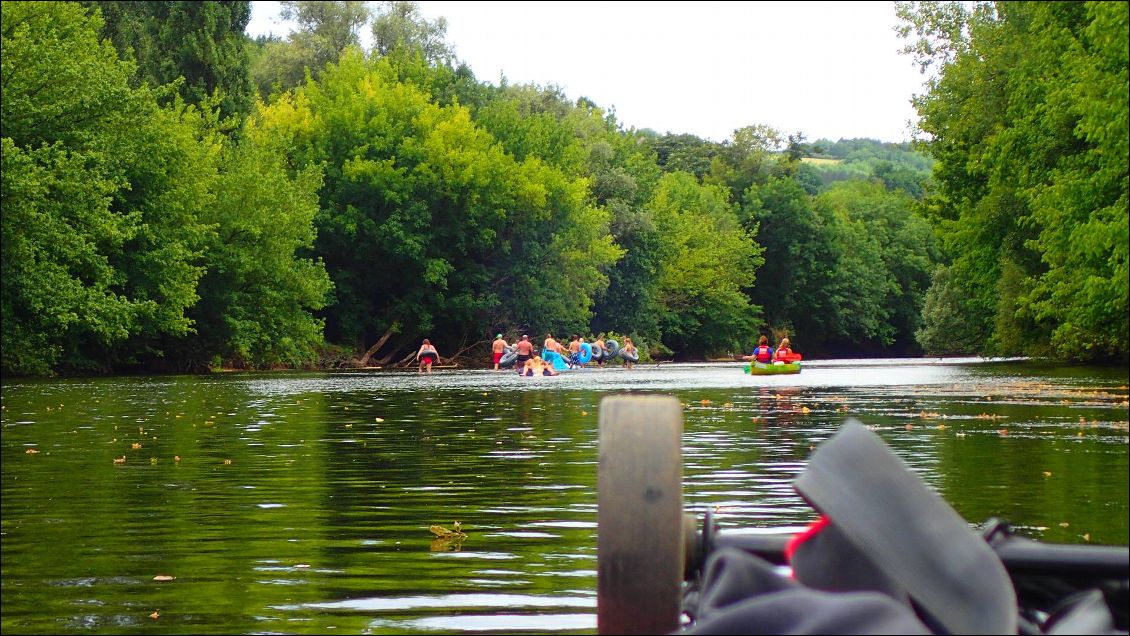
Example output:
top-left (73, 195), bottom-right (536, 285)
top-left (492, 333), bottom-right (508, 370)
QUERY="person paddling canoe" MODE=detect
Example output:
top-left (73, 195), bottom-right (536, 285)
top-left (743, 335), bottom-right (774, 364)
top-left (774, 337), bottom-right (794, 362)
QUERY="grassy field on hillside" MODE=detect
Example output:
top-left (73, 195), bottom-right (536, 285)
top-left (800, 157), bottom-right (843, 165)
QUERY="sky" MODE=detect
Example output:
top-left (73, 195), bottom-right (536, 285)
top-left (246, 1), bottom-right (931, 144)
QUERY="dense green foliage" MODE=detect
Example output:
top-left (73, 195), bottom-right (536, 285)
top-left (2, 1), bottom-right (329, 374)
top-left (83, 1), bottom-right (255, 124)
top-left (26, 0), bottom-right (1118, 374)
top-left (899, 1), bottom-right (1128, 362)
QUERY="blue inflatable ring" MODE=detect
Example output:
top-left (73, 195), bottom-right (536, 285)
top-left (577, 342), bottom-right (592, 364)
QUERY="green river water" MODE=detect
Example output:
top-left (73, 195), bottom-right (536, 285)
top-left (2, 359), bottom-right (1127, 634)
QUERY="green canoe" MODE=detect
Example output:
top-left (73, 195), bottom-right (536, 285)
top-left (743, 361), bottom-right (802, 375)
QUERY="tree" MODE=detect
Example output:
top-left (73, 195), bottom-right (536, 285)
top-left (251, 0), bottom-right (370, 95)
top-left (172, 115), bottom-right (333, 370)
top-left (261, 52), bottom-right (620, 361)
top-left (371, 0), bottom-right (455, 65)
top-left (2, 1), bottom-right (213, 373)
top-left (916, 265), bottom-right (985, 355)
top-left (899, 1), bottom-right (1128, 362)
top-left (84, 1), bottom-right (255, 123)
top-left (817, 180), bottom-right (938, 352)
top-left (649, 172), bottom-right (762, 358)
top-left (742, 177), bottom-right (840, 348)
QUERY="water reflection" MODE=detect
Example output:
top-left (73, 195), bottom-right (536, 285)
top-left (2, 359), bottom-right (1126, 634)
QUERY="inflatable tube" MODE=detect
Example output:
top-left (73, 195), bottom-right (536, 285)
top-left (619, 347), bottom-right (638, 363)
top-left (498, 345), bottom-right (518, 368)
top-left (604, 339), bottom-right (620, 358)
top-left (577, 342), bottom-right (593, 364)
top-left (541, 349), bottom-right (571, 371)
top-left (590, 344), bottom-right (604, 362)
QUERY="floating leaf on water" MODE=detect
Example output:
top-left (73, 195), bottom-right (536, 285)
top-left (174, 455), bottom-right (181, 462)
top-left (1059, 522), bottom-right (1070, 528)
top-left (223, 459), bottom-right (232, 465)
top-left (1083, 533), bottom-right (1091, 542)
top-left (153, 575), bottom-right (175, 582)
top-left (114, 456), bottom-right (126, 464)
top-left (1043, 471), bottom-right (1052, 477)
top-left (429, 522), bottom-right (467, 540)
top-left (25, 448), bottom-right (39, 454)
top-left (375, 417), bottom-right (384, 423)
top-left (150, 611), bottom-right (160, 620)
top-left (132, 443), bottom-right (141, 449)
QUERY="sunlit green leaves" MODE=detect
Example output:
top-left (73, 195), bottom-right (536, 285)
top-left (905, 1), bottom-right (1128, 361)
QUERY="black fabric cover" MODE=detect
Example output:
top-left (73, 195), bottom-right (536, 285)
top-left (682, 547), bottom-right (932, 635)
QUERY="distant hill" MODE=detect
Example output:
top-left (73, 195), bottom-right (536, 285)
top-left (801, 138), bottom-right (933, 198)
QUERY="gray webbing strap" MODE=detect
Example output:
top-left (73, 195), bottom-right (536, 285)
top-left (794, 420), bottom-right (1017, 635)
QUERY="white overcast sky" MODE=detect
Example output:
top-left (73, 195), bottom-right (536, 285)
top-left (246, 1), bottom-right (930, 143)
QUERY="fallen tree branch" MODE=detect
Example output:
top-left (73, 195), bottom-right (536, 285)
top-left (358, 321), bottom-right (399, 367)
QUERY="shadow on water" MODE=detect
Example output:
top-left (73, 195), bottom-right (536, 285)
top-left (2, 359), bottom-right (1126, 634)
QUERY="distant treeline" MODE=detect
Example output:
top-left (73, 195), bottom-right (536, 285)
top-left (2, 1), bottom-right (1124, 376)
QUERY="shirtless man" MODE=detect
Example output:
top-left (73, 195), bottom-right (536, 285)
top-left (593, 334), bottom-right (607, 367)
top-left (544, 332), bottom-right (563, 355)
top-left (568, 335), bottom-right (581, 355)
top-left (515, 335), bottom-right (535, 373)
top-left (491, 333), bottom-right (508, 370)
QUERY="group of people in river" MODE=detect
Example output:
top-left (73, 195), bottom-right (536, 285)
top-left (492, 332), bottom-right (639, 373)
top-left (742, 335), bottom-right (796, 364)
top-left (418, 332), bottom-right (788, 374)
top-left (415, 332), bottom-right (639, 374)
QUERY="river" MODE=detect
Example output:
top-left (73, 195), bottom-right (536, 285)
top-left (2, 359), bottom-right (1127, 634)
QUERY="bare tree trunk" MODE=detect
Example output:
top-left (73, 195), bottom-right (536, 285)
top-left (358, 321), bottom-right (399, 367)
